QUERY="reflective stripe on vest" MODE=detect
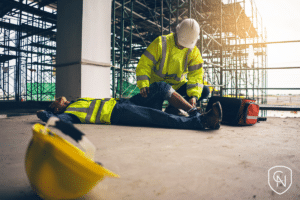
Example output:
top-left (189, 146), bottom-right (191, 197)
top-left (85, 100), bottom-right (97, 123)
top-left (246, 116), bottom-right (257, 120)
top-left (152, 36), bottom-right (167, 78)
top-left (95, 98), bottom-right (110, 124)
top-left (184, 49), bottom-right (192, 72)
top-left (189, 63), bottom-right (202, 71)
top-left (187, 83), bottom-right (204, 90)
top-left (66, 100), bottom-right (96, 123)
top-left (136, 75), bottom-right (150, 81)
top-left (66, 107), bottom-right (88, 112)
top-left (164, 73), bottom-right (180, 81)
top-left (143, 50), bottom-right (157, 65)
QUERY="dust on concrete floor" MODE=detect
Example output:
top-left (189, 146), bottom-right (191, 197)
top-left (0, 114), bottom-right (299, 200)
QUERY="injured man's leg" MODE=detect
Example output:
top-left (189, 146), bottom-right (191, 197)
top-left (111, 100), bottom-right (222, 130)
top-left (111, 82), bottom-right (222, 130)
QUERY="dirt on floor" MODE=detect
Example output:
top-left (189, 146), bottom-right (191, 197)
top-left (0, 114), bottom-right (299, 200)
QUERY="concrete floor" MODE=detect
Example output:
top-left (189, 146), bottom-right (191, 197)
top-left (0, 113), bottom-right (300, 200)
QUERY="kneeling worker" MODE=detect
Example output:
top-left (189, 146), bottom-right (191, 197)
top-left (136, 18), bottom-right (209, 115)
top-left (37, 82), bottom-right (222, 130)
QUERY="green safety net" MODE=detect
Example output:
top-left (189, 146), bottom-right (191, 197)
top-left (115, 81), bottom-right (140, 98)
top-left (27, 83), bottom-right (55, 101)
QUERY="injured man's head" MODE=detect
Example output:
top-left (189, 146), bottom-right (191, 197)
top-left (49, 96), bottom-right (70, 114)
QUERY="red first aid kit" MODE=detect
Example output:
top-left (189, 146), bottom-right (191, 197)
top-left (237, 99), bottom-right (259, 125)
top-left (206, 96), bottom-right (260, 126)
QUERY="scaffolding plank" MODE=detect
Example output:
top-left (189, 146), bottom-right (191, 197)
top-left (31, 62), bottom-right (55, 66)
top-left (0, 55), bottom-right (17, 63)
top-left (29, 43), bottom-right (56, 50)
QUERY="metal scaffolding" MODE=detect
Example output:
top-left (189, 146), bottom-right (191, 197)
top-left (0, 0), bottom-right (268, 104)
top-left (111, 0), bottom-right (268, 105)
top-left (0, 0), bottom-right (56, 101)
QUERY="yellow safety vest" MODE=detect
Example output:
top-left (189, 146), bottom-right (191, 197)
top-left (136, 33), bottom-right (204, 99)
top-left (64, 97), bottom-right (117, 124)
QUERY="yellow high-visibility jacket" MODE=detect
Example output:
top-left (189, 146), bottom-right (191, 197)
top-left (136, 33), bottom-right (204, 99)
top-left (64, 97), bottom-right (117, 124)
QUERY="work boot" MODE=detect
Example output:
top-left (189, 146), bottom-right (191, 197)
top-left (201, 102), bottom-right (222, 130)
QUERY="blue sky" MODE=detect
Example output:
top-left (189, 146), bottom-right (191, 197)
top-left (254, 0), bottom-right (300, 95)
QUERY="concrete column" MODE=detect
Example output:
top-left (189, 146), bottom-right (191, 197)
top-left (56, 0), bottom-right (112, 100)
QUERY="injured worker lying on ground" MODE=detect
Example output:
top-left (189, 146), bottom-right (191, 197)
top-left (37, 82), bottom-right (222, 130)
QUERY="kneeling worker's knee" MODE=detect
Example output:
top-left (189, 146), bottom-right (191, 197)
top-left (149, 82), bottom-right (175, 100)
top-left (150, 81), bottom-right (167, 89)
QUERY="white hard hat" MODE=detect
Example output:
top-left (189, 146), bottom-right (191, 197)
top-left (176, 18), bottom-right (200, 49)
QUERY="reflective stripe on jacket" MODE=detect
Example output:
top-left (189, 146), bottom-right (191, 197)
top-left (136, 33), bottom-right (204, 99)
top-left (64, 97), bottom-right (117, 124)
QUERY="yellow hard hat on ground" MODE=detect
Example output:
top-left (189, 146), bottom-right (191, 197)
top-left (25, 118), bottom-right (119, 200)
